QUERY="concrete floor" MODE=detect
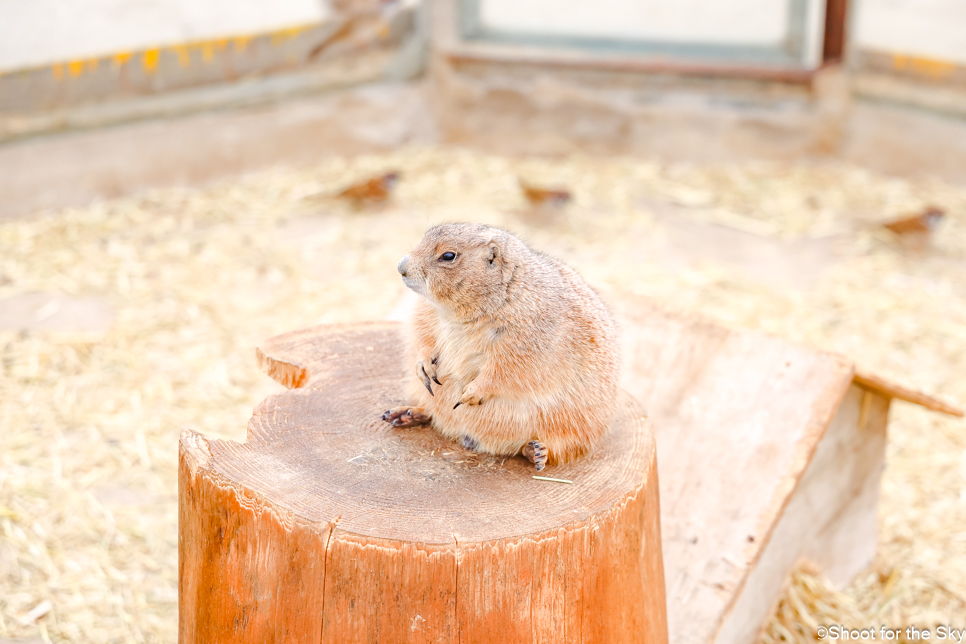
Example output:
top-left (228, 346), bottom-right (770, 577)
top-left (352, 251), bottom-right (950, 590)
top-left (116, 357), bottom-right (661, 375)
top-left (0, 81), bottom-right (438, 221)
top-left (3, 69), bottom-right (966, 227)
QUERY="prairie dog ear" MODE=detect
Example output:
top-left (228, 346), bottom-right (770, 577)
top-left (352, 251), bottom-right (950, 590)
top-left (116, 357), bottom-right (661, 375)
top-left (487, 238), bottom-right (514, 283)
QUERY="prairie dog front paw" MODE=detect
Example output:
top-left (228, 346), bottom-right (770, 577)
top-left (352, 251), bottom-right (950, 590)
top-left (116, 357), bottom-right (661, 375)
top-left (454, 381), bottom-right (486, 409)
top-left (416, 353), bottom-right (441, 396)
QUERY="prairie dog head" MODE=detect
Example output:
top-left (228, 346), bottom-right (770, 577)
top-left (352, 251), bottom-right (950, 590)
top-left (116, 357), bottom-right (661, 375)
top-left (397, 224), bottom-right (518, 318)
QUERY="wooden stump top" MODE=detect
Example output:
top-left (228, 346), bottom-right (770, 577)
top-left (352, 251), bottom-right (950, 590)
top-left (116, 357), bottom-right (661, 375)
top-left (184, 321), bottom-right (655, 545)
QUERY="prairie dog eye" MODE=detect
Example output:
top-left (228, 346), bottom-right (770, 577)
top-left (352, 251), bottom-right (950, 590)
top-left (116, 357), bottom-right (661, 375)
top-left (439, 252), bottom-right (457, 262)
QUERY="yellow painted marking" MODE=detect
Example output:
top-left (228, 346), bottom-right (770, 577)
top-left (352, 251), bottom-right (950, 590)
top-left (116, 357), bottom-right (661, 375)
top-left (892, 53), bottom-right (957, 79)
top-left (271, 26), bottom-right (306, 46)
top-left (143, 48), bottom-right (160, 73)
top-left (200, 42), bottom-right (215, 62)
top-left (173, 45), bottom-right (191, 67)
top-left (26, 22), bottom-right (320, 80)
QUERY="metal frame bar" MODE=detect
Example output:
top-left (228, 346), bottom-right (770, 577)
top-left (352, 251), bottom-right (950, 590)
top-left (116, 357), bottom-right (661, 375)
top-left (443, 48), bottom-right (816, 84)
top-left (822, 0), bottom-right (848, 63)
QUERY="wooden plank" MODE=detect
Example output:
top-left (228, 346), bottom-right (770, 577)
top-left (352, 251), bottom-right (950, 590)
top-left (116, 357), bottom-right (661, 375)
top-left (854, 368), bottom-right (964, 417)
top-left (615, 297), bottom-right (855, 644)
top-left (713, 386), bottom-right (888, 643)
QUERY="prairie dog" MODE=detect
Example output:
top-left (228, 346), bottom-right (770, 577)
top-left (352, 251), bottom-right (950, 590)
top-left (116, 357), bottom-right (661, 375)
top-left (382, 223), bottom-right (619, 471)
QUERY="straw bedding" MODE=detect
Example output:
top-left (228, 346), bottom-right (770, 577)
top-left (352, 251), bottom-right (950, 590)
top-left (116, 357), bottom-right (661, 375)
top-left (1, 147), bottom-right (964, 642)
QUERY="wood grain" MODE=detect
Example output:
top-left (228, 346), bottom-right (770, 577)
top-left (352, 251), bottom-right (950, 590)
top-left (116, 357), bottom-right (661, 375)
top-left (613, 296), bottom-right (960, 644)
top-left (179, 322), bottom-right (667, 643)
top-left (616, 298), bottom-right (857, 644)
top-left (713, 386), bottom-right (889, 643)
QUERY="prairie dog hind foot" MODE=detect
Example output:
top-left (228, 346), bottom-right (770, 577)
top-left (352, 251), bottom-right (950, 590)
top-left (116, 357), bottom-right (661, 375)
top-left (381, 407), bottom-right (431, 427)
top-left (522, 440), bottom-right (549, 471)
top-left (461, 436), bottom-right (550, 472)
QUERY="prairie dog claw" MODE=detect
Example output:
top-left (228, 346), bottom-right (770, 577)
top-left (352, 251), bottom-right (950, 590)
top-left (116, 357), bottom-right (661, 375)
top-left (454, 382), bottom-right (485, 409)
top-left (420, 364), bottom-right (434, 396)
top-left (417, 356), bottom-right (441, 396)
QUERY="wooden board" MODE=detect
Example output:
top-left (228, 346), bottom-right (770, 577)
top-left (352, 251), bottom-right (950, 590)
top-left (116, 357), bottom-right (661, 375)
top-left (615, 297), bottom-right (857, 644)
top-left (714, 385), bottom-right (888, 642)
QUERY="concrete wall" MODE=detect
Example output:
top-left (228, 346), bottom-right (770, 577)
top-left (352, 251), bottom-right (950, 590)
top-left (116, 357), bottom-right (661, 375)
top-left (0, 0), bottom-right (330, 71)
top-left (0, 0), bottom-right (427, 142)
top-left (854, 0), bottom-right (966, 65)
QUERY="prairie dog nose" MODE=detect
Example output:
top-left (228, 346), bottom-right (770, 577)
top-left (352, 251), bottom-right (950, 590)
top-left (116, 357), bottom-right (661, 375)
top-left (397, 255), bottom-right (410, 276)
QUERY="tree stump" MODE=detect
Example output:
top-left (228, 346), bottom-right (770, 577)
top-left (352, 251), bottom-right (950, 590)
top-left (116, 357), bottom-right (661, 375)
top-left (179, 321), bottom-right (667, 644)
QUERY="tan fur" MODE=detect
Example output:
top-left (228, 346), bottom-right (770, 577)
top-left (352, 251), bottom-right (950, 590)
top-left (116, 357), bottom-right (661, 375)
top-left (396, 223), bottom-right (620, 465)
